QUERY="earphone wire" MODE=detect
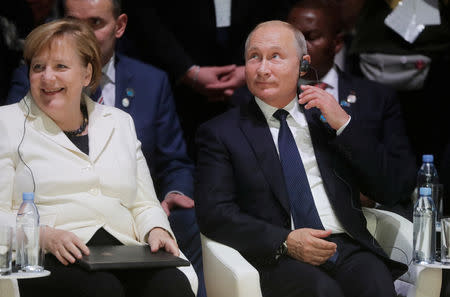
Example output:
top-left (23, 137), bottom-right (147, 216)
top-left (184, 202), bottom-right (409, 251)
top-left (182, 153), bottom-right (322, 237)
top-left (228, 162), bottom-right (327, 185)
top-left (17, 97), bottom-right (36, 193)
top-left (310, 65), bottom-right (320, 85)
top-left (302, 60), bottom-right (412, 270)
top-left (333, 168), bottom-right (411, 269)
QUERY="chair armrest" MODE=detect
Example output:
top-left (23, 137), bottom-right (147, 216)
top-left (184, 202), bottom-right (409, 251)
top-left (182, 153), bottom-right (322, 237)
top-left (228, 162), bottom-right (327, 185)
top-left (178, 250), bottom-right (199, 296)
top-left (200, 234), bottom-right (262, 297)
top-left (363, 208), bottom-right (412, 265)
top-left (201, 210), bottom-right (442, 297)
top-left (363, 208), bottom-right (442, 297)
top-left (363, 208), bottom-right (414, 284)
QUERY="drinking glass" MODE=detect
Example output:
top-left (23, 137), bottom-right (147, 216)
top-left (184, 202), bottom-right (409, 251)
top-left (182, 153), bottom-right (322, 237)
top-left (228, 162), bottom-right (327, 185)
top-left (0, 225), bottom-right (13, 275)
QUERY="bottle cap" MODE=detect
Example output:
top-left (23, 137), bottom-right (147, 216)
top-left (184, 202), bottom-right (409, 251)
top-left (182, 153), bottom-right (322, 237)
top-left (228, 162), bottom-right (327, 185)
top-left (419, 187), bottom-right (432, 196)
top-left (22, 192), bottom-right (34, 201)
top-left (422, 154), bottom-right (434, 162)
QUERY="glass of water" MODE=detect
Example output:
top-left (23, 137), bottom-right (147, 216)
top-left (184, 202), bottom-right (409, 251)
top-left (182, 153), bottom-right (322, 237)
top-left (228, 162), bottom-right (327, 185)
top-left (441, 217), bottom-right (450, 264)
top-left (0, 225), bottom-right (13, 275)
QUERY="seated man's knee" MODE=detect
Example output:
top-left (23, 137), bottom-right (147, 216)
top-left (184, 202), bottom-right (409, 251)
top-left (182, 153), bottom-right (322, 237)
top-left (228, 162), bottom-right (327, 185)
top-left (337, 252), bottom-right (396, 297)
top-left (310, 276), bottom-right (344, 297)
top-left (273, 276), bottom-right (344, 297)
top-left (261, 258), bottom-right (345, 297)
top-left (360, 272), bottom-right (395, 297)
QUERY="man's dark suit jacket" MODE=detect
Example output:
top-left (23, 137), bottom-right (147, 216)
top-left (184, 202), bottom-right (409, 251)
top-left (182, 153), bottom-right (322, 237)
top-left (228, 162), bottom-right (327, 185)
top-left (122, 0), bottom-right (293, 80)
top-left (6, 53), bottom-right (194, 200)
top-left (230, 69), bottom-right (418, 206)
top-left (195, 73), bottom-right (415, 279)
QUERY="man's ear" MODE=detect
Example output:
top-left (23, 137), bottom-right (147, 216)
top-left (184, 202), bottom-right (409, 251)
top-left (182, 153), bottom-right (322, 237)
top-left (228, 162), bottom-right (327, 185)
top-left (115, 13), bottom-right (128, 38)
top-left (334, 31), bottom-right (345, 54)
top-left (299, 54), bottom-right (311, 77)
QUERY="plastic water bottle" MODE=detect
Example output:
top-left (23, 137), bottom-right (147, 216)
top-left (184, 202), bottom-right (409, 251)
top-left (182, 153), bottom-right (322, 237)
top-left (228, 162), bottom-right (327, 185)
top-left (413, 187), bottom-right (436, 264)
top-left (417, 154), bottom-right (439, 201)
top-left (417, 154), bottom-right (441, 258)
top-left (16, 192), bottom-right (42, 272)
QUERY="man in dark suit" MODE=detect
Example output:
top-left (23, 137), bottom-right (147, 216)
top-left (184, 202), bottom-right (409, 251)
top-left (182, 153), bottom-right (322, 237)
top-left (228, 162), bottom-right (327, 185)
top-left (121, 0), bottom-right (295, 157)
top-left (286, 0), bottom-right (416, 220)
top-left (195, 20), bottom-right (413, 297)
top-left (5, 0), bottom-right (205, 295)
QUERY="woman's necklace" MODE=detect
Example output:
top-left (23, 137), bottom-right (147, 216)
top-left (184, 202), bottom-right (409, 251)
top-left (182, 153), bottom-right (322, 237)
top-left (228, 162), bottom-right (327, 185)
top-left (63, 104), bottom-right (88, 137)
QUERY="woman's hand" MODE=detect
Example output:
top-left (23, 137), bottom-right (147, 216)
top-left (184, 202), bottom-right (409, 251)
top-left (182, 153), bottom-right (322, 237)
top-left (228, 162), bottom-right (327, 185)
top-left (40, 226), bottom-right (89, 265)
top-left (147, 227), bottom-right (179, 256)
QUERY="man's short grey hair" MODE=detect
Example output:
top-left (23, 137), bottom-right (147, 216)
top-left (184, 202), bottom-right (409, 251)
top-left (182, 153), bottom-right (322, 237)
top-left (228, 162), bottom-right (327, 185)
top-left (63, 0), bottom-right (122, 18)
top-left (244, 20), bottom-right (308, 60)
top-left (111, 0), bottom-right (122, 18)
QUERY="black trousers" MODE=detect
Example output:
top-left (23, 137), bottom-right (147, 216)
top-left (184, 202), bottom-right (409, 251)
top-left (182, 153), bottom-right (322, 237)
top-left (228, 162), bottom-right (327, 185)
top-left (18, 228), bottom-right (195, 297)
top-left (258, 234), bottom-right (396, 297)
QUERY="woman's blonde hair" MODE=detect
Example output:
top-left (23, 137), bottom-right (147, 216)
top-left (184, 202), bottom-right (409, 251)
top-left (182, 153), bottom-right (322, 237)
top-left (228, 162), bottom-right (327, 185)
top-left (24, 18), bottom-right (102, 92)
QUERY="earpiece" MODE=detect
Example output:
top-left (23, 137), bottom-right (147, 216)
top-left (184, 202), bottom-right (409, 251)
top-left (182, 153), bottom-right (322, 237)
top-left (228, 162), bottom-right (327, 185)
top-left (300, 58), bottom-right (310, 73)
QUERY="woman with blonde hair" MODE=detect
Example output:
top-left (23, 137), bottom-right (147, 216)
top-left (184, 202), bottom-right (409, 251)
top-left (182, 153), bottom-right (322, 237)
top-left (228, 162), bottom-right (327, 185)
top-left (0, 18), bottom-right (196, 297)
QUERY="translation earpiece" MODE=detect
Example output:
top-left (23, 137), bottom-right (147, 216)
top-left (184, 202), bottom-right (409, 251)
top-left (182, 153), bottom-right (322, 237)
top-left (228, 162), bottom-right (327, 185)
top-left (300, 59), bottom-right (310, 73)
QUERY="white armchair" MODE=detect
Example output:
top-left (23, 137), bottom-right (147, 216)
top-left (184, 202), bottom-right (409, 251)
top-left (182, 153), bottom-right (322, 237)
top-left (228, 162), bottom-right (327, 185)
top-left (201, 208), bottom-right (443, 297)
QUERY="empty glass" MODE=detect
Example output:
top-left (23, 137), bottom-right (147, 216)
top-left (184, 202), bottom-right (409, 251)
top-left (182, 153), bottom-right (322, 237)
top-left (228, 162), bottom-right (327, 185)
top-left (0, 225), bottom-right (13, 275)
top-left (441, 217), bottom-right (450, 264)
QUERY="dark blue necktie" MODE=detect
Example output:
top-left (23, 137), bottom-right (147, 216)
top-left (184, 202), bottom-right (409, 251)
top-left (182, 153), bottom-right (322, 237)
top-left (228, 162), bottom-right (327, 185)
top-left (273, 109), bottom-right (338, 263)
top-left (273, 109), bottom-right (323, 230)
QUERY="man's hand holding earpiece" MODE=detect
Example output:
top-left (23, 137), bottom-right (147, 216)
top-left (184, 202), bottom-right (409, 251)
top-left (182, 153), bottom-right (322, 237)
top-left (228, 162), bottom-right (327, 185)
top-left (298, 85), bottom-right (349, 131)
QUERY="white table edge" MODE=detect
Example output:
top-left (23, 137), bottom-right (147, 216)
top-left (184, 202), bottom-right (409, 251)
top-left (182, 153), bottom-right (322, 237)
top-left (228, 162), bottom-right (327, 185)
top-left (0, 270), bottom-right (50, 279)
top-left (414, 262), bottom-right (450, 269)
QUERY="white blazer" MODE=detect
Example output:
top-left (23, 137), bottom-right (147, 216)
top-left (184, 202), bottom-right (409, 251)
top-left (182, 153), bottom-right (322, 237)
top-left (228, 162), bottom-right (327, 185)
top-left (0, 93), bottom-right (174, 245)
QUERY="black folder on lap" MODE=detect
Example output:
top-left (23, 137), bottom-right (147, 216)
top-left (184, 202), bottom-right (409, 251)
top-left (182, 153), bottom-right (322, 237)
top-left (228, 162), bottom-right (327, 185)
top-left (76, 245), bottom-right (190, 271)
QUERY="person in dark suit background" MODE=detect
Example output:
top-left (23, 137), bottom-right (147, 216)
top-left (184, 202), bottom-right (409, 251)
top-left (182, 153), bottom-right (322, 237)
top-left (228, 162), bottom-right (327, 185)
top-left (5, 1), bottom-right (205, 296)
top-left (348, 0), bottom-right (450, 169)
top-left (121, 0), bottom-right (294, 157)
top-left (286, 0), bottom-right (416, 220)
top-left (0, 21), bottom-right (20, 105)
top-left (195, 20), bottom-right (411, 297)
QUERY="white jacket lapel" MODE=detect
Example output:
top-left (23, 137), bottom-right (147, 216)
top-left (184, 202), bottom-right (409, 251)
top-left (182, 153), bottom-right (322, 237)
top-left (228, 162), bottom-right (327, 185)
top-left (19, 94), bottom-right (82, 155)
top-left (85, 96), bottom-right (115, 162)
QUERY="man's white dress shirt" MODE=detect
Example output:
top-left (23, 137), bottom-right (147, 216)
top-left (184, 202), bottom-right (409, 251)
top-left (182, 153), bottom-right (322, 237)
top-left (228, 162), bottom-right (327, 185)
top-left (100, 55), bottom-right (116, 107)
top-left (255, 96), bottom-right (346, 233)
